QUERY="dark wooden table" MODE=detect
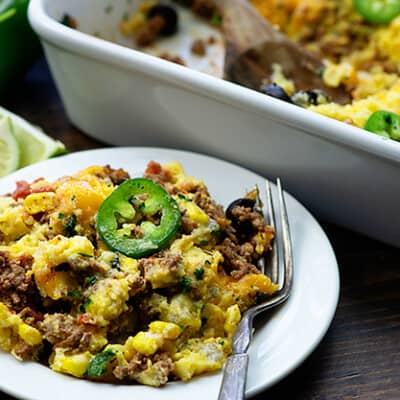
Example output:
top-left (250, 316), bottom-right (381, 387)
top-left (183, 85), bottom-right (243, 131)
top-left (1, 59), bottom-right (400, 400)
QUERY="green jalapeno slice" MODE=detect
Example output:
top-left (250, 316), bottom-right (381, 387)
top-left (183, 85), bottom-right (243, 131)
top-left (353, 0), bottom-right (400, 24)
top-left (96, 178), bottom-right (181, 258)
top-left (364, 110), bottom-right (400, 140)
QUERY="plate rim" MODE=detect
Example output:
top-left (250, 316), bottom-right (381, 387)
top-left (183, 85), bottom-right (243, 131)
top-left (0, 146), bottom-right (340, 399)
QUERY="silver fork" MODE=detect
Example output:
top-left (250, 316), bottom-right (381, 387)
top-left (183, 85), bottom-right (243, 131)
top-left (217, 179), bottom-right (294, 400)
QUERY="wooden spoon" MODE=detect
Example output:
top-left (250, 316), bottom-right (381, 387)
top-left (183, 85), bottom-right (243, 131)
top-left (217, 0), bottom-right (350, 104)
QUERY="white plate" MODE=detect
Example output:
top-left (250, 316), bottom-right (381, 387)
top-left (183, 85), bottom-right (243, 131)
top-left (0, 147), bottom-right (339, 400)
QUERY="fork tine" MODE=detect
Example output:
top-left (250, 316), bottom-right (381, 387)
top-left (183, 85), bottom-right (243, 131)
top-left (265, 180), bottom-right (279, 284)
top-left (276, 178), bottom-right (293, 293)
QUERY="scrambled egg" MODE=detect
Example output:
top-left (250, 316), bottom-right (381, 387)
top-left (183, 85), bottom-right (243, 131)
top-left (0, 162), bottom-right (277, 387)
top-left (252, 0), bottom-right (400, 130)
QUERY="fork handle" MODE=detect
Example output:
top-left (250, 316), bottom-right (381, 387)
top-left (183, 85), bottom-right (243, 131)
top-left (217, 354), bottom-right (249, 400)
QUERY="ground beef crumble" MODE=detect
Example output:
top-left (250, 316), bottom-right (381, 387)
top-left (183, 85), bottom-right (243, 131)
top-left (192, 186), bottom-right (235, 237)
top-left (0, 251), bottom-right (40, 312)
top-left (102, 165), bottom-right (131, 185)
top-left (231, 205), bottom-right (268, 232)
top-left (39, 314), bottom-right (98, 352)
top-left (13, 341), bottom-right (39, 361)
top-left (18, 307), bottom-right (44, 328)
top-left (140, 253), bottom-right (182, 274)
top-left (113, 352), bottom-right (173, 386)
top-left (143, 161), bottom-right (173, 188)
top-left (217, 201), bottom-right (274, 279)
top-left (218, 237), bottom-right (260, 280)
top-left (140, 253), bottom-right (183, 289)
top-left (113, 352), bottom-right (147, 380)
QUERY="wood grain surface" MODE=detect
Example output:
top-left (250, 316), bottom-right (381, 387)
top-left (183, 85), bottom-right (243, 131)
top-left (1, 59), bottom-right (399, 400)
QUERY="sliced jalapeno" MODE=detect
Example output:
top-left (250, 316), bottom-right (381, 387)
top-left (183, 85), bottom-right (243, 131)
top-left (364, 110), bottom-right (400, 140)
top-left (96, 178), bottom-right (181, 258)
top-left (353, 0), bottom-right (400, 24)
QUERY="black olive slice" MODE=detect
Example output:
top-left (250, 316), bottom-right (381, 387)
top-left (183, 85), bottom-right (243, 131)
top-left (148, 4), bottom-right (178, 36)
top-left (261, 83), bottom-right (293, 103)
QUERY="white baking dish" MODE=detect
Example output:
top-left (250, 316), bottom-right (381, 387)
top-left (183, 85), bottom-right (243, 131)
top-left (29, 0), bottom-right (400, 246)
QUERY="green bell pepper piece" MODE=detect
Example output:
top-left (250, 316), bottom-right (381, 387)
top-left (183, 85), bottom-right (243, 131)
top-left (96, 178), bottom-right (181, 259)
top-left (0, 0), bottom-right (41, 94)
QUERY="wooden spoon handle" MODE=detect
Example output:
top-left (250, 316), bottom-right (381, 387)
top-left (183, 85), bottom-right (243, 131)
top-left (216, 0), bottom-right (282, 70)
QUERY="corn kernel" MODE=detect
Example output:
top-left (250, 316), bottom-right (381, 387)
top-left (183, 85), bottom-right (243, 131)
top-left (149, 321), bottom-right (182, 339)
top-left (51, 349), bottom-right (92, 378)
top-left (224, 305), bottom-right (241, 336)
top-left (125, 332), bottom-right (163, 356)
top-left (18, 324), bottom-right (42, 346)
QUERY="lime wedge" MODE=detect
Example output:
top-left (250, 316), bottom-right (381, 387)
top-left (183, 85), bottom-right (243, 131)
top-left (0, 106), bottom-right (67, 168)
top-left (0, 116), bottom-right (20, 177)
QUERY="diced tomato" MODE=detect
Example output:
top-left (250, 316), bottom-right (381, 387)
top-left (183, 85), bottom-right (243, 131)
top-left (12, 179), bottom-right (54, 201)
top-left (144, 160), bottom-right (172, 184)
top-left (12, 181), bottom-right (32, 200)
top-left (145, 160), bottom-right (163, 175)
top-left (76, 314), bottom-right (97, 326)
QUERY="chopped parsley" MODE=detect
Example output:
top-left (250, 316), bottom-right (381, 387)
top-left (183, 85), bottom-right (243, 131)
top-left (181, 276), bottom-right (192, 293)
top-left (58, 213), bottom-right (65, 219)
top-left (204, 260), bottom-right (211, 265)
top-left (67, 289), bottom-right (81, 298)
top-left (86, 276), bottom-right (98, 286)
top-left (199, 240), bottom-right (209, 247)
top-left (78, 253), bottom-right (93, 258)
top-left (177, 194), bottom-right (191, 201)
top-left (218, 339), bottom-right (225, 346)
top-left (86, 349), bottom-right (116, 377)
top-left (79, 298), bottom-right (92, 313)
top-left (194, 267), bottom-right (205, 280)
top-left (63, 214), bottom-right (77, 237)
top-left (211, 14), bottom-right (222, 26)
